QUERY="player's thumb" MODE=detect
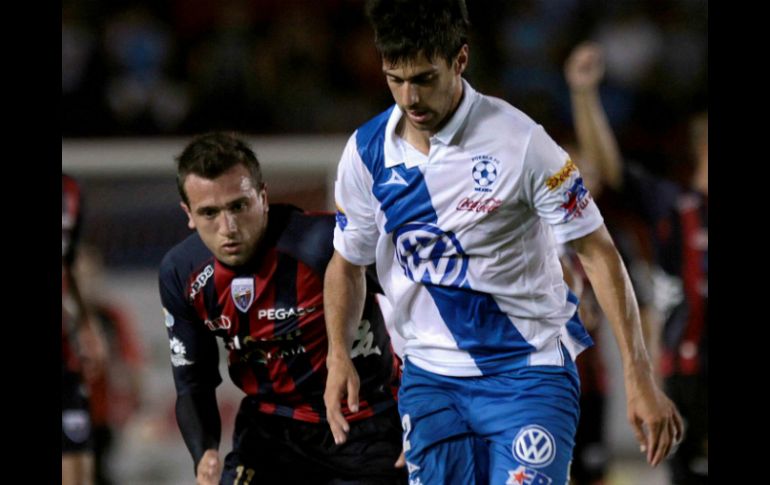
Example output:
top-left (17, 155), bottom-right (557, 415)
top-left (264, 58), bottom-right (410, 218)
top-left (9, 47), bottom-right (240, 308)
top-left (347, 378), bottom-right (360, 413)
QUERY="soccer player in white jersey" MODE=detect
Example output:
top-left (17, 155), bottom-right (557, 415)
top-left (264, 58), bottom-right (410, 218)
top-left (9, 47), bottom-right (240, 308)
top-left (323, 1), bottom-right (683, 483)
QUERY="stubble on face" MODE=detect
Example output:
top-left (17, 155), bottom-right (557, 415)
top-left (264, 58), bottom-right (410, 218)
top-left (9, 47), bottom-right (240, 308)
top-left (182, 164), bottom-right (268, 267)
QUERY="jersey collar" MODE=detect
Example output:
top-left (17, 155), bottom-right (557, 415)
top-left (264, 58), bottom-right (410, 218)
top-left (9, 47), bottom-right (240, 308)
top-left (384, 79), bottom-right (477, 169)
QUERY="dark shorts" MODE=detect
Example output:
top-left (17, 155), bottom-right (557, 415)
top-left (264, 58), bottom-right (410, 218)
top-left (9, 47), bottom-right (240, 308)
top-left (665, 373), bottom-right (708, 485)
top-left (571, 391), bottom-right (608, 484)
top-left (62, 366), bottom-right (92, 454)
top-left (221, 398), bottom-right (407, 485)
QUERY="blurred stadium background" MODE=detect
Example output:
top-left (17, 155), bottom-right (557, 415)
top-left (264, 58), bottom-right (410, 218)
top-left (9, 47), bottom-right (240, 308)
top-left (62, 1), bottom-right (706, 483)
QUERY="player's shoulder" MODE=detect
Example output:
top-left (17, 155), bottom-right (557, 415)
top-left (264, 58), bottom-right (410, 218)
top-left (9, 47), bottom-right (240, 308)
top-left (473, 92), bottom-right (539, 136)
top-left (159, 232), bottom-right (213, 283)
top-left (272, 204), bottom-right (335, 277)
top-left (352, 105), bottom-right (396, 157)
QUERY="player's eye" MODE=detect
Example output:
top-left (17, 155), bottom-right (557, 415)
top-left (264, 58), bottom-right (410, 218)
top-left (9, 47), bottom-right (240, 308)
top-left (230, 201), bottom-right (248, 213)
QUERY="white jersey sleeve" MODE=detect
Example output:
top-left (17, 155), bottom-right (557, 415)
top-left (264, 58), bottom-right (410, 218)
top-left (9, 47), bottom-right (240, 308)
top-left (524, 125), bottom-right (604, 243)
top-left (332, 133), bottom-right (379, 265)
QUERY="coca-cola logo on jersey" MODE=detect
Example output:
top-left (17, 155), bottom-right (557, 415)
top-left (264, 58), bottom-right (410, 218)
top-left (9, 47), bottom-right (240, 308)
top-left (456, 197), bottom-right (502, 213)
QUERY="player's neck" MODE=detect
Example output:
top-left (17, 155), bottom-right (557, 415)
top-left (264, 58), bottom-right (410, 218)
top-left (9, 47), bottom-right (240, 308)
top-left (397, 85), bottom-right (465, 156)
top-left (397, 120), bottom-right (432, 155)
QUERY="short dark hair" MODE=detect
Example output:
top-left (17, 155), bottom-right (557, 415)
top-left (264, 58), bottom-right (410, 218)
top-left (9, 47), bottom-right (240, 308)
top-left (176, 132), bottom-right (264, 205)
top-left (366, 0), bottom-right (469, 66)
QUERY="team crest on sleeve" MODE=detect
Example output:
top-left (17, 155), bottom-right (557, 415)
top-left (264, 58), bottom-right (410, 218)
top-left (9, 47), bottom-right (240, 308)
top-left (231, 277), bottom-right (255, 312)
top-left (472, 155), bottom-right (501, 192)
top-left (512, 425), bottom-right (556, 468)
top-left (170, 337), bottom-right (193, 367)
top-left (560, 177), bottom-right (591, 222)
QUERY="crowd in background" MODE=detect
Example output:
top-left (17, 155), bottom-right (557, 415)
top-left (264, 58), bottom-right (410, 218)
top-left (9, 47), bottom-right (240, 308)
top-left (63, 0), bottom-right (706, 178)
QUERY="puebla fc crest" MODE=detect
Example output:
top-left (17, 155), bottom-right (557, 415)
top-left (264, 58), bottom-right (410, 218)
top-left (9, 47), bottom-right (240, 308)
top-left (231, 277), bottom-right (255, 313)
top-left (471, 155), bottom-right (501, 193)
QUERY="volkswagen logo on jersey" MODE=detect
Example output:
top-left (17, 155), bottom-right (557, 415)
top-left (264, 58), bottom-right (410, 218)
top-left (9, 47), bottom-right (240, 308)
top-left (393, 223), bottom-right (468, 287)
top-left (232, 277), bottom-right (255, 313)
top-left (472, 155), bottom-right (500, 192)
top-left (512, 425), bottom-right (556, 468)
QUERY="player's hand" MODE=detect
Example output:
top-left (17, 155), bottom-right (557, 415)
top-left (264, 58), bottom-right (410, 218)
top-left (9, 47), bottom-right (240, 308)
top-left (625, 374), bottom-right (684, 467)
top-left (324, 355), bottom-right (360, 445)
top-left (564, 41), bottom-right (605, 91)
top-left (196, 449), bottom-right (221, 485)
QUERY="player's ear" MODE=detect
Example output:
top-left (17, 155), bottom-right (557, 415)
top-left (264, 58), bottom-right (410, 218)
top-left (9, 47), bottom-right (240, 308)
top-left (180, 202), bottom-right (196, 230)
top-left (259, 184), bottom-right (269, 212)
top-left (454, 44), bottom-right (469, 75)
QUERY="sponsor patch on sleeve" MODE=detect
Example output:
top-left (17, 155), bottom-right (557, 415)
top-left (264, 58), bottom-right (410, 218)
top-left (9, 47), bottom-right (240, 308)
top-left (545, 159), bottom-right (577, 191)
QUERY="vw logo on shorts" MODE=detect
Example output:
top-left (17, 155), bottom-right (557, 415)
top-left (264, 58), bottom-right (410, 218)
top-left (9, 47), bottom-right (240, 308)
top-left (512, 425), bottom-right (556, 468)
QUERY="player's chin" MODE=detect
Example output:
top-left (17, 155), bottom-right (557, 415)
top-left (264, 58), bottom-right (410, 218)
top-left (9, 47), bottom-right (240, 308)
top-left (217, 252), bottom-right (245, 267)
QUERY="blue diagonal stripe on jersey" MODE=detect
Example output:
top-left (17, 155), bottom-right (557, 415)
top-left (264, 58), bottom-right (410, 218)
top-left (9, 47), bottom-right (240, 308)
top-left (565, 290), bottom-right (594, 349)
top-left (425, 285), bottom-right (534, 374)
top-left (356, 107), bottom-right (437, 232)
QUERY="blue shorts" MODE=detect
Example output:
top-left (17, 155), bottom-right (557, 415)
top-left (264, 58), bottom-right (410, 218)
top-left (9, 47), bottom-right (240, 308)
top-left (398, 356), bottom-right (580, 485)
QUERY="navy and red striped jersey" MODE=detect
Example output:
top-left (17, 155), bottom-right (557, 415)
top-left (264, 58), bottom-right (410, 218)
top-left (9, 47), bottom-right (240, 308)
top-left (62, 173), bottom-right (83, 372)
top-left (159, 204), bottom-right (401, 423)
top-left (656, 191), bottom-right (708, 377)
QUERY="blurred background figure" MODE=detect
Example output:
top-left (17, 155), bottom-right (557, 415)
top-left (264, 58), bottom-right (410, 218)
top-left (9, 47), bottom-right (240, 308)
top-left (561, 40), bottom-right (708, 485)
top-left (75, 244), bottom-right (144, 485)
top-left (654, 111), bottom-right (708, 485)
top-left (63, 174), bottom-right (107, 485)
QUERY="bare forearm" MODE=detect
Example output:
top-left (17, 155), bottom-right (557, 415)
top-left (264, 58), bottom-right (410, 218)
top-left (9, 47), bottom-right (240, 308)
top-left (570, 88), bottom-right (622, 192)
top-left (324, 251), bottom-right (366, 360)
top-left (571, 228), bottom-right (652, 379)
top-left (569, 228), bottom-right (684, 465)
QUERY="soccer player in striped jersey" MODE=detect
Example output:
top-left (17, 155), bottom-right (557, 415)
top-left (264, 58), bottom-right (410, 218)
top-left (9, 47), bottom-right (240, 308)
top-left (159, 132), bottom-right (406, 484)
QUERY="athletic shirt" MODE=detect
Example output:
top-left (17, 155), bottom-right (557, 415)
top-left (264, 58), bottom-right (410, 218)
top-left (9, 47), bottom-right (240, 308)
top-left (656, 191), bottom-right (708, 377)
top-left (159, 205), bottom-right (400, 423)
top-left (333, 80), bottom-right (603, 377)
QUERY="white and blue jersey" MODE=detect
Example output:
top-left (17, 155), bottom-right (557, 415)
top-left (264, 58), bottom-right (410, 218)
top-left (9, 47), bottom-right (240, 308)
top-left (333, 80), bottom-right (604, 378)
